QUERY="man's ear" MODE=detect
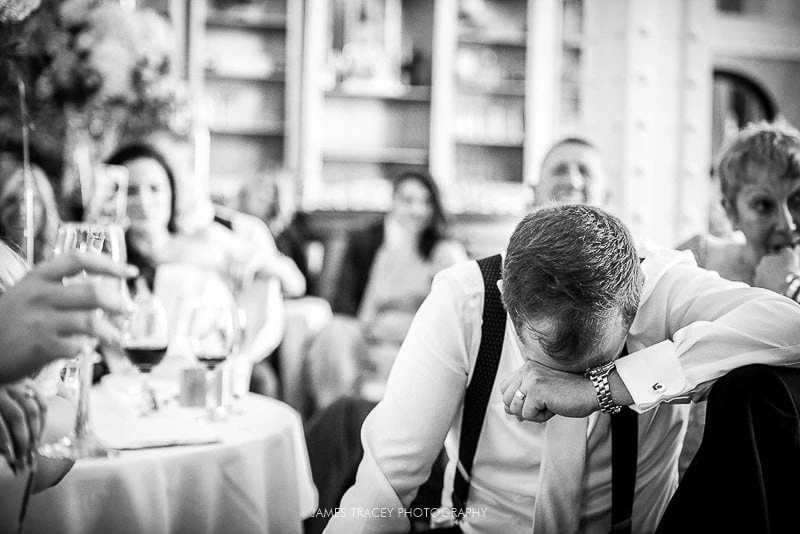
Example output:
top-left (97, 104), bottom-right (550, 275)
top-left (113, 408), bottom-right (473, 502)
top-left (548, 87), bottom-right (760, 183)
top-left (496, 279), bottom-right (503, 296)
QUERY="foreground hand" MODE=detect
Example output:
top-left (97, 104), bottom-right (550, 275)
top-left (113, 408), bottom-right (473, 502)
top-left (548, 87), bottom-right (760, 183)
top-left (0, 380), bottom-right (46, 475)
top-left (500, 360), bottom-right (598, 423)
top-left (0, 252), bottom-right (138, 383)
top-left (754, 247), bottom-right (800, 294)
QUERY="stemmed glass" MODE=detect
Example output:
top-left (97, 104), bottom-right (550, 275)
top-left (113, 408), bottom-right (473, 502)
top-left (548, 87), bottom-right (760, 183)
top-left (121, 279), bottom-right (169, 416)
top-left (38, 222), bottom-right (124, 459)
top-left (186, 298), bottom-right (238, 421)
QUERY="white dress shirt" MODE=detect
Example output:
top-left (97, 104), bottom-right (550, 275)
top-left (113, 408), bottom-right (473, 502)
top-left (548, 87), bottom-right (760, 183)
top-left (326, 250), bottom-right (800, 533)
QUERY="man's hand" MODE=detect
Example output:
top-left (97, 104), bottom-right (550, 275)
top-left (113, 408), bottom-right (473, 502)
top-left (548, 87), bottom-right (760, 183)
top-left (754, 247), bottom-right (800, 294)
top-left (500, 360), bottom-right (599, 423)
top-left (0, 252), bottom-right (137, 384)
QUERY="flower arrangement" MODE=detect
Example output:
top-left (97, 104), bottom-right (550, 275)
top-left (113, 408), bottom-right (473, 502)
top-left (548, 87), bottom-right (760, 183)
top-left (0, 0), bottom-right (190, 217)
top-left (0, 0), bottom-right (41, 23)
top-left (1, 0), bottom-right (189, 169)
top-left (38, 0), bottom-right (188, 145)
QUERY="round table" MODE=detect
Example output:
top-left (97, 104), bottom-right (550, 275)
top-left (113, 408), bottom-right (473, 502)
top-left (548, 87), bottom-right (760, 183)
top-left (18, 389), bottom-right (318, 534)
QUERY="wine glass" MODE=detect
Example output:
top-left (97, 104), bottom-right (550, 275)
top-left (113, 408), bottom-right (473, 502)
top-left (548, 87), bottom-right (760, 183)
top-left (186, 298), bottom-right (238, 421)
top-left (121, 279), bottom-right (169, 416)
top-left (38, 222), bottom-right (124, 459)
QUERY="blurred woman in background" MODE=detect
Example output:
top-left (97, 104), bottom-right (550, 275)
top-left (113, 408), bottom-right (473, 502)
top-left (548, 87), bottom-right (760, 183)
top-left (106, 143), bottom-right (293, 392)
top-left (306, 170), bottom-right (468, 414)
top-left (241, 169), bottom-right (315, 294)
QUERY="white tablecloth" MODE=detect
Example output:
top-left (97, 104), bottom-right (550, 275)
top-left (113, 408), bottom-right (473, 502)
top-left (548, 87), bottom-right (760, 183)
top-left (19, 389), bottom-right (318, 534)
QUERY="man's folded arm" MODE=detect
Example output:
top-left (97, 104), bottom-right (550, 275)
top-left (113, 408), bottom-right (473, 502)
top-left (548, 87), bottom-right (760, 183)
top-left (614, 261), bottom-right (800, 412)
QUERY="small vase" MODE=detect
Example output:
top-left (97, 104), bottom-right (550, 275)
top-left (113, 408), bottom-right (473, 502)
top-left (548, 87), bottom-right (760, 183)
top-left (60, 107), bottom-right (95, 221)
top-left (61, 105), bottom-right (128, 222)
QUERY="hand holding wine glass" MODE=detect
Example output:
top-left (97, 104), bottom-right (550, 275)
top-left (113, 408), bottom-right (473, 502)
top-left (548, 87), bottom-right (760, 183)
top-left (0, 252), bottom-right (136, 384)
top-left (38, 222), bottom-right (129, 460)
top-left (122, 278), bottom-right (169, 416)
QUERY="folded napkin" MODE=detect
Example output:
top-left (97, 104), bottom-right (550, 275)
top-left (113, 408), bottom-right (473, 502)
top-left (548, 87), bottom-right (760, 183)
top-left (109, 437), bottom-right (221, 451)
top-left (90, 380), bottom-right (220, 450)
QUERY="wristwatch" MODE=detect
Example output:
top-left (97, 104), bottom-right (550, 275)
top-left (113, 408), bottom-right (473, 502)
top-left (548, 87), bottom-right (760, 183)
top-left (585, 361), bottom-right (622, 414)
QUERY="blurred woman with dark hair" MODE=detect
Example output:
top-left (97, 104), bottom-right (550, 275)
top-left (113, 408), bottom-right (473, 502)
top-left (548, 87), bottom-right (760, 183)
top-left (105, 142), bottom-right (300, 393)
top-left (306, 169), bottom-right (468, 413)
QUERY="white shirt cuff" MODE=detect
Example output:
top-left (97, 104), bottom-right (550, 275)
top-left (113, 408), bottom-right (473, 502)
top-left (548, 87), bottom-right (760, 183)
top-left (615, 340), bottom-right (687, 412)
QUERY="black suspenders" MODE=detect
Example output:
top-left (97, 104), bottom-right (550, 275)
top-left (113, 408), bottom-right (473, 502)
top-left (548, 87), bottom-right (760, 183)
top-left (451, 255), bottom-right (506, 516)
top-left (450, 255), bottom-right (638, 533)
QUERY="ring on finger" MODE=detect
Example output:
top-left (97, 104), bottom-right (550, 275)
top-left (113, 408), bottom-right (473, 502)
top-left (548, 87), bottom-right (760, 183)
top-left (514, 388), bottom-right (526, 402)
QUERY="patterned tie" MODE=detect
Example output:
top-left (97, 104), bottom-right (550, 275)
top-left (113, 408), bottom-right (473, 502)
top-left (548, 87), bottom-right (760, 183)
top-left (532, 415), bottom-right (589, 533)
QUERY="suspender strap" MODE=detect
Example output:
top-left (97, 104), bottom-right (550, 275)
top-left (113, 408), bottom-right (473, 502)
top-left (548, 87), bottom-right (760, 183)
top-left (610, 344), bottom-right (638, 534)
top-left (452, 255), bottom-right (506, 516)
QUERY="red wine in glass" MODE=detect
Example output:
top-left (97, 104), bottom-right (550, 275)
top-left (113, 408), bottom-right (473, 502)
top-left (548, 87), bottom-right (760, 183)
top-left (196, 351), bottom-right (229, 369)
top-left (124, 345), bottom-right (168, 373)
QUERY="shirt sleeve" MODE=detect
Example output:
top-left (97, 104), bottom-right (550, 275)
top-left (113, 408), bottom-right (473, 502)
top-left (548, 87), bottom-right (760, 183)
top-left (326, 268), bottom-right (477, 533)
top-left (616, 254), bottom-right (800, 412)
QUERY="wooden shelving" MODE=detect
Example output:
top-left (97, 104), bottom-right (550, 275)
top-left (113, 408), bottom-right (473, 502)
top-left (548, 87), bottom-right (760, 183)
top-left (185, 0), bottom-right (302, 205)
top-left (456, 84), bottom-right (526, 97)
top-left (206, 10), bottom-right (287, 31)
top-left (455, 139), bottom-right (524, 149)
top-left (209, 124), bottom-right (285, 137)
top-left (457, 30), bottom-right (527, 48)
top-left (300, 0), bottom-right (436, 212)
top-left (325, 86), bottom-right (432, 102)
top-left (300, 0), bottom-right (567, 217)
top-left (205, 70), bottom-right (286, 83)
top-left (430, 0), bottom-right (533, 209)
top-left (323, 148), bottom-right (429, 165)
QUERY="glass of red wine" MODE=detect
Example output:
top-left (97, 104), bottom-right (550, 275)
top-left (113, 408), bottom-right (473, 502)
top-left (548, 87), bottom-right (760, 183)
top-left (122, 278), bottom-right (169, 416)
top-left (186, 298), bottom-right (238, 421)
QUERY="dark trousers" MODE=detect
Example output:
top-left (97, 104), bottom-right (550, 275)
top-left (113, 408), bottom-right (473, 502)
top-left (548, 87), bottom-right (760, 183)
top-left (657, 364), bottom-right (800, 534)
top-left (303, 397), bottom-right (449, 534)
top-left (304, 397), bottom-right (377, 534)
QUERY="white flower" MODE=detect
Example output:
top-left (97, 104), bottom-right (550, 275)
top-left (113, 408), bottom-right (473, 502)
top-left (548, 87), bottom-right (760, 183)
top-left (58, 0), bottom-right (93, 27)
top-left (135, 10), bottom-right (172, 68)
top-left (90, 38), bottom-right (137, 103)
top-left (0, 0), bottom-right (41, 23)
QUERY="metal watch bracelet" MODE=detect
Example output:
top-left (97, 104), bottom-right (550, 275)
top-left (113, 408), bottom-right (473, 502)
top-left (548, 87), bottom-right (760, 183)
top-left (585, 361), bottom-right (622, 415)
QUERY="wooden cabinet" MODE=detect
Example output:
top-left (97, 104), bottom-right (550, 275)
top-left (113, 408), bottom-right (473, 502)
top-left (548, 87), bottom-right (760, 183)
top-left (429, 0), bottom-right (531, 216)
top-left (166, 0), bottom-right (578, 253)
top-left (185, 0), bottom-right (303, 206)
top-left (559, 0), bottom-right (585, 136)
top-left (301, 0), bottom-right (436, 211)
top-left (301, 0), bottom-right (570, 219)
